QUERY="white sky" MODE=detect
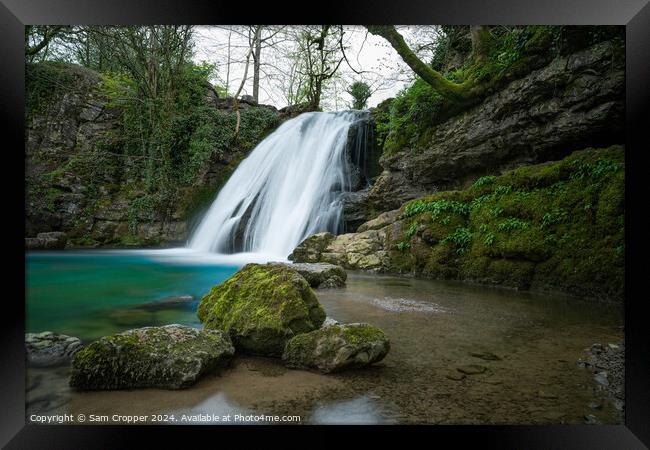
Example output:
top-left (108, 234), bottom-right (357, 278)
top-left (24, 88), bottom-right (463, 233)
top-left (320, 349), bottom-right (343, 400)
top-left (192, 26), bottom-right (439, 110)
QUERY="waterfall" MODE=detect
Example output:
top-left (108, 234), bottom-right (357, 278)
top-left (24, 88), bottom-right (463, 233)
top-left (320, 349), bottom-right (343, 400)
top-left (188, 110), bottom-right (369, 258)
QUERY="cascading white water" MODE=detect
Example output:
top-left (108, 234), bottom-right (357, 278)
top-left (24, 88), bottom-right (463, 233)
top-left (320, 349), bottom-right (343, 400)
top-left (188, 111), bottom-right (367, 258)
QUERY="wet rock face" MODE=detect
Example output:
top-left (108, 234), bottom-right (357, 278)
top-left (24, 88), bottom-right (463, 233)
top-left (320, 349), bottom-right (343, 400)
top-left (290, 227), bottom-right (393, 272)
top-left (198, 263), bottom-right (326, 356)
top-left (25, 62), bottom-right (281, 247)
top-left (69, 325), bottom-right (234, 390)
top-left (25, 232), bottom-right (68, 250)
top-left (282, 323), bottom-right (390, 374)
top-left (341, 189), bottom-right (372, 232)
top-left (291, 229), bottom-right (390, 271)
top-left (26, 331), bottom-right (83, 366)
top-left (357, 209), bottom-right (400, 233)
top-left (367, 40), bottom-right (625, 212)
top-left (288, 232), bottom-right (336, 263)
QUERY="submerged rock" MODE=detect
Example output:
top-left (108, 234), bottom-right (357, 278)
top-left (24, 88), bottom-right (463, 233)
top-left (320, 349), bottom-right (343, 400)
top-left (282, 323), bottom-right (390, 373)
top-left (198, 263), bottom-right (325, 356)
top-left (469, 351), bottom-right (502, 361)
top-left (269, 262), bottom-right (347, 288)
top-left (69, 324), bottom-right (234, 390)
top-left (140, 295), bottom-right (195, 311)
top-left (25, 331), bottom-right (83, 366)
top-left (371, 297), bottom-right (446, 313)
top-left (456, 364), bottom-right (488, 375)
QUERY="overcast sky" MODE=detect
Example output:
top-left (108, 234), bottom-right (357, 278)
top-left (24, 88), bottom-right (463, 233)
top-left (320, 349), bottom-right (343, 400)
top-left (192, 26), bottom-right (437, 110)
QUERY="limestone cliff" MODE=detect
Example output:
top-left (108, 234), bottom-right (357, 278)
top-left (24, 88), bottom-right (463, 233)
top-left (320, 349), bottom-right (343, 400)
top-left (365, 34), bottom-right (624, 217)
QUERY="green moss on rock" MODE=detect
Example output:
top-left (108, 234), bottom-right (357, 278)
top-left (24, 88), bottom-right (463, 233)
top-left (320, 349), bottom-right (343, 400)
top-left (198, 263), bottom-right (326, 356)
top-left (69, 325), bottom-right (234, 390)
top-left (282, 323), bottom-right (390, 373)
top-left (384, 146), bottom-right (624, 300)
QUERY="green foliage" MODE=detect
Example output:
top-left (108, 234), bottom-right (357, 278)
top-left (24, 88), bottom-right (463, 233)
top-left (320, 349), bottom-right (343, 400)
top-left (472, 175), bottom-right (497, 188)
top-left (496, 218), bottom-right (530, 232)
top-left (470, 185), bottom-right (513, 210)
top-left (388, 146), bottom-right (625, 301)
top-left (404, 222), bottom-right (419, 239)
top-left (569, 158), bottom-right (623, 180)
top-left (177, 106), bottom-right (279, 185)
top-left (401, 198), bottom-right (470, 219)
top-left (26, 61), bottom-right (77, 116)
top-left (371, 98), bottom-right (393, 153)
top-left (396, 241), bottom-right (411, 251)
top-left (442, 226), bottom-right (473, 254)
top-left (347, 81), bottom-right (372, 110)
top-left (540, 208), bottom-right (568, 228)
top-left (128, 195), bottom-right (156, 233)
top-left (382, 78), bottom-right (445, 153)
top-left (95, 61), bottom-right (278, 230)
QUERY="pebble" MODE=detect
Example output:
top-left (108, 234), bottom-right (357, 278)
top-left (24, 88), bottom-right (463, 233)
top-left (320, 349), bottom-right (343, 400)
top-left (469, 351), bottom-right (501, 361)
top-left (457, 365), bottom-right (487, 375)
top-left (584, 414), bottom-right (600, 425)
top-left (594, 372), bottom-right (609, 387)
top-left (537, 390), bottom-right (559, 399)
top-left (591, 343), bottom-right (604, 355)
top-left (446, 372), bottom-right (466, 381)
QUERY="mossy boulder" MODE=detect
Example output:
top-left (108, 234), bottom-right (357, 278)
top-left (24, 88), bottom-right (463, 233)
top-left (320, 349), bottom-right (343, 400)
top-left (282, 323), bottom-right (390, 373)
top-left (198, 263), bottom-right (326, 356)
top-left (69, 325), bottom-right (234, 390)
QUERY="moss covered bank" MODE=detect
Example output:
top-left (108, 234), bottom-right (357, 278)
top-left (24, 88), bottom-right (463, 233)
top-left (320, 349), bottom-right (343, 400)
top-left (292, 146), bottom-right (624, 302)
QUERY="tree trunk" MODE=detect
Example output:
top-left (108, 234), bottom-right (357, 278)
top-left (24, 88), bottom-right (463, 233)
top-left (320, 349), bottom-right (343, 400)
top-left (252, 29), bottom-right (262, 103)
top-left (366, 26), bottom-right (477, 102)
top-left (225, 28), bottom-right (232, 94)
top-left (470, 25), bottom-right (492, 62)
top-left (233, 26), bottom-right (259, 137)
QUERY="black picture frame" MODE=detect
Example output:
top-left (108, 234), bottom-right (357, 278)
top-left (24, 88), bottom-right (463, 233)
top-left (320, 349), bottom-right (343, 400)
top-left (2, 0), bottom-right (649, 447)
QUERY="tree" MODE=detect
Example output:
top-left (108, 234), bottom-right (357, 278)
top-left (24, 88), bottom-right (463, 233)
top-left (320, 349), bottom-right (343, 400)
top-left (232, 25), bottom-right (261, 136)
top-left (88, 26), bottom-right (195, 187)
top-left (366, 25), bottom-right (493, 103)
top-left (294, 25), bottom-right (345, 109)
top-left (347, 80), bottom-right (372, 109)
top-left (25, 26), bottom-right (73, 61)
